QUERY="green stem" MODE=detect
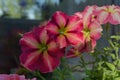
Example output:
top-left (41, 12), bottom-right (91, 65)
top-left (33, 71), bottom-right (46, 80)
top-left (105, 23), bottom-right (110, 40)
top-left (115, 47), bottom-right (119, 60)
top-left (80, 55), bottom-right (88, 71)
top-left (61, 75), bottom-right (66, 80)
top-left (109, 39), bottom-right (119, 60)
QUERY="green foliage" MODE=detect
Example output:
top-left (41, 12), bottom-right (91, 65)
top-left (82, 35), bottom-right (120, 80)
top-left (0, 0), bottom-right (22, 18)
top-left (52, 57), bottom-right (75, 80)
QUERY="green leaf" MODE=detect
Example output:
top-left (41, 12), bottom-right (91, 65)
top-left (113, 60), bottom-right (118, 65)
top-left (110, 53), bottom-right (116, 59)
top-left (115, 77), bottom-right (120, 80)
top-left (109, 40), bottom-right (115, 48)
top-left (117, 60), bottom-right (120, 67)
top-left (111, 35), bottom-right (120, 40)
top-left (105, 62), bottom-right (115, 71)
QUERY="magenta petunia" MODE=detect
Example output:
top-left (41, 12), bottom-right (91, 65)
top-left (0, 74), bottom-right (36, 80)
top-left (46, 11), bottom-right (84, 48)
top-left (20, 27), bottom-right (63, 73)
top-left (75, 6), bottom-right (103, 53)
top-left (95, 5), bottom-right (120, 25)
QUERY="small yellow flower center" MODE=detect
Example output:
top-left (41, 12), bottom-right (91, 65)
top-left (82, 28), bottom-right (90, 39)
top-left (59, 27), bottom-right (66, 35)
top-left (105, 7), bottom-right (115, 13)
top-left (38, 43), bottom-right (48, 52)
top-left (108, 8), bottom-right (114, 13)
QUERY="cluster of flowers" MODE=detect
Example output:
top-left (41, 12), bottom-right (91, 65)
top-left (19, 5), bottom-right (120, 74)
top-left (0, 5), bottom-right (120, 80)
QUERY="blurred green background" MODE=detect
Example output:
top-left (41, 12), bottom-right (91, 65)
top-left (0, 0), bottom-right (111, 20)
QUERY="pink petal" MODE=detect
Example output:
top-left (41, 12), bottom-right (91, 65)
top-left (33, 27), bottom-right (49, 43)
top-left (95, 6), bottom-right (107, 12)
top-left (22, 51), bottom-right (62, 73)
top-left (46, 21), bottom-right (59, 34)
top-left (31, 78), bottom-right (37, 80)
top-left (39, 51), bottom-right (60, 73)
top-left (97, 11), bottom-right (109, 24)
top-left (52, 11), bottom-right (68, 28)
top-left (74, 12), bottom-right (83, 19)
top-left (10, 74), bottom-right (25, 80)
top-left (0, 74), bottom-right (9, 80)
top-left (0, 74), bottom-right (26, 80)
top-left (0, 74), bottom-right (36, 80)
top-left (57, 35), bottom-right (67, 48)
top-left (39, 29), bottom-right (48, 43)
top-left (66, 15), bottom-right (83, 32)
top-left (79, 39), bottom-right (96, 53)
top-left (10, 74), bottom-right (19, 80)
top-left (66, 48), bottom-right (81, 58)
top-left (20, 51), bottom-right (41, 68)
top-left (66, 33), bottom-right (84, 45)
top-left (48, 41), bottom-right (64, 58)
top-left (114, 6), bottom-right (120, 12)
top-left (78, 42), bottom-right (85, 53)
top-left (48, 41), bottom-right (58, 52)
top-left (79, 40), bottom-right (92, 53)
top-left (77, 38), bottom-right (97, 53)
top-left (82, 6), bottom-right (95, 26)
top-left (109, 12), bottom-right (120, 25)
top-left (20, 31), bottom-right (38, 52)
top-left (89, 21), bottom-right (103, 40)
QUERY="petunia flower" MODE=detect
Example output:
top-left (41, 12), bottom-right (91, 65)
top-left (0, 74), bottom-right (36, 80)
top-left (20, 27), bottom-right (63, 73)
top-left (65, 47), bottom-right (81, 58)
top-left (75, 6), bottom-right (103, 53)
top-left (46, 11), bottom-right (84, 49)
top-left (95, 5), bottom-right (120, 25)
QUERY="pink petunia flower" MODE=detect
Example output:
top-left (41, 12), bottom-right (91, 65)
top-left (0, 74), bottom-right (36, 80)
top-left (75, 6), bottom-right (103, 53)
top-left (65, 47), bottom-right (81, 58)
top-left (20, 27), bottom-right (63, 73)
top-left (46, 11), bottom-right (84, 49)
top-left (95, 5), bottom-right (120, 25)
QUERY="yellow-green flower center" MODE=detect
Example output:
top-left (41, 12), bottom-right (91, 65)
top-left (105, 8), bottom-right (115, 13)
top-left (38, 43), bottom-right (48, 52)
top-left (59, 27), bottom-right (66, 35)
top-left (108, 8), bottom-right (114, 13)
top-left (82, 28), bottom-right (90, 39)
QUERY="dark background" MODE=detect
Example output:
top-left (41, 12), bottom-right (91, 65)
top-left (0, 19), bottom-right (40, 73)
